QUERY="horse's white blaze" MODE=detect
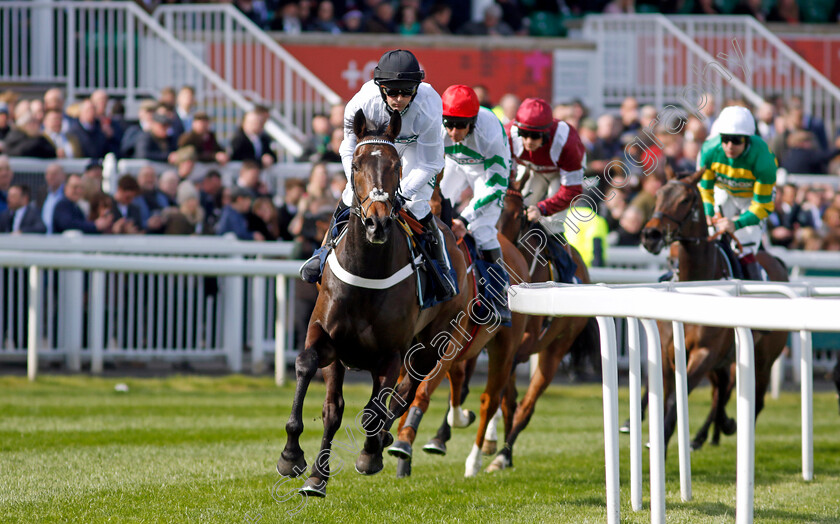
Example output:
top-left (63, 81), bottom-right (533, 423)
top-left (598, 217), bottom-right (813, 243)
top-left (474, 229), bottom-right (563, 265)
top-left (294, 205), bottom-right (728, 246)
top-left (369, 188), bottom-right (389, 202)
top-left (465, 443), bottom-right (482, 477)
top-left (370, 150), bottom-right (382, 157)
top-left (447, 403), bottom-right (471, 428)
top-left (484, 407), bottom-right (502, 441)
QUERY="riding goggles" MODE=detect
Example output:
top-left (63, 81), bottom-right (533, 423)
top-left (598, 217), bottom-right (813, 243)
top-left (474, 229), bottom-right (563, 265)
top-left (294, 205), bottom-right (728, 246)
top-left (381, 85), bottom-right (417, 98)
top-left (519, 130), bottom-right (545, 140)
top-left (720, 134), bottom-right (747, 145)
top-left (443, 117), bottom-right (472, 130)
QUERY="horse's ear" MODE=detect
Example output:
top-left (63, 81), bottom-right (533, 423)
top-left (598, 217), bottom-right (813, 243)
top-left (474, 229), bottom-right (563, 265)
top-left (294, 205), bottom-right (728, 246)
top-left (684, 168), bottom-right (705, 185)
top-left (353, 109), bottom-right (366, 139)
top-left (665, 164), bottom-right (677, 181)
top-left (385, 109), bottom-right (401, 141)
top-left (512, 165), bottom-right (531, 189)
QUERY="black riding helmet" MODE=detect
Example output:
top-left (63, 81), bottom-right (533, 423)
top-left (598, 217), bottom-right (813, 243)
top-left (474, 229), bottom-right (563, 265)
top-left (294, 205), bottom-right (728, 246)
top-left (373, 49), bottom-right (425, 113)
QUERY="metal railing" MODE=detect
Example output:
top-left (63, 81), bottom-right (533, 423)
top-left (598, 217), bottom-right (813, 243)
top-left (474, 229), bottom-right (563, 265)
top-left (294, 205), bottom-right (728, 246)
top-left (670, 15), bottom-right (840, 140)
top-left (582, 14), bottom-right (764, 114)
top-left (0, 1), bottom-right (303, 156)
top-left (156, 3), bottom-right (342, 144)
top-left (510, 280), bottom-right (840, 524)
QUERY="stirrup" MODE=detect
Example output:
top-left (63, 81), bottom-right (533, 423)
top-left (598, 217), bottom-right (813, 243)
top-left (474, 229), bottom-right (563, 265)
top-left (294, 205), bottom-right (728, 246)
top-left (299, 245), bottom-right (330, 284)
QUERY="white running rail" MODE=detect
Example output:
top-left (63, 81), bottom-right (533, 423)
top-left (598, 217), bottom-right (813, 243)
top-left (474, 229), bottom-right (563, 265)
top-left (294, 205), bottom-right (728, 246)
top-left (670, 15), bottom-right (840, 140)
top-left (582, 14), bottom-right (764, 114)
top-left (156, 4), bottom-right (342, 144)
top-left (509, 280), bottom-right (840, 524)
top-left (0, 1), bottom-right (303, 156)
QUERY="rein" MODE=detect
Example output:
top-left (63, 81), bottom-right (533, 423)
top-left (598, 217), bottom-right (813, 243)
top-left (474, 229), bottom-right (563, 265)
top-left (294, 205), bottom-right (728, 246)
top-left (651, 181), bottom-right (707, 245)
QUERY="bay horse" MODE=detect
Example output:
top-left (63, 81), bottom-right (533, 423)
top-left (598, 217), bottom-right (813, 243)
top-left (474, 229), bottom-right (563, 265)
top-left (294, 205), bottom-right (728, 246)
top-left (276, 109), bottom-right (467, 497)
top-left (389, 232), bottom-right (529, 477)
top-left (481, 169), bottom-right (600, 472)
top-left (639, 169), bottom-right (788, 451)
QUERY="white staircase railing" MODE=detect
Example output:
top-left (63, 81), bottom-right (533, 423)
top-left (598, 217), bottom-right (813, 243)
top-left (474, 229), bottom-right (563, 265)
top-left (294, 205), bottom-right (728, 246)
top-left (582, 14), bottom-right (764, 115)
top-left (156, 4), bottom-right (342, 144)
top-left (670, 15), bottom-right (840, 142)
top-left (0, 1), bottom-right (303, 157)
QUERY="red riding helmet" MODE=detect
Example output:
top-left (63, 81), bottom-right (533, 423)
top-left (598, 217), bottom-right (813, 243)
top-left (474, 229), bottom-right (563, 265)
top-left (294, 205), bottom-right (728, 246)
top-left (442, 85), bottom-right (480, 118)
top-left (514, 98), bottom-right (553, 132)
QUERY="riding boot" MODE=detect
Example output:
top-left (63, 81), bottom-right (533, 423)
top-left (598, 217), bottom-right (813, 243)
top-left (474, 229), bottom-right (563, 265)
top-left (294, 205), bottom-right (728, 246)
top-left (480, 248), bottom-right (512, 325)
top-left (420, 214), bottom-right (457, 300)
top-left (739, 253), bottom-right (765, 281)
top-left (299, 200), bottom-right (350, 283)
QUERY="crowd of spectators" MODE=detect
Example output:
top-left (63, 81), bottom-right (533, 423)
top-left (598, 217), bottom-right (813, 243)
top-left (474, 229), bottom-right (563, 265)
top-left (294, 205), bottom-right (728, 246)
top-left (2, 79), bottom-right (840, 258)
top-left (134, 0), bottom-right (840, 38)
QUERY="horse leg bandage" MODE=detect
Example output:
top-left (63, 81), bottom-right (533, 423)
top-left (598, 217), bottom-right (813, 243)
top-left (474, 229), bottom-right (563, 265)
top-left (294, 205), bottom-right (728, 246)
top-left (404, 406), bottom-right (424, 432)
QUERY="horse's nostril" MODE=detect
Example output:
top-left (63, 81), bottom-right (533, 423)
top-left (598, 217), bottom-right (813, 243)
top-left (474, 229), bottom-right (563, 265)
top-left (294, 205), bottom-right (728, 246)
top-left (364, 217), bottom-right (376, 230)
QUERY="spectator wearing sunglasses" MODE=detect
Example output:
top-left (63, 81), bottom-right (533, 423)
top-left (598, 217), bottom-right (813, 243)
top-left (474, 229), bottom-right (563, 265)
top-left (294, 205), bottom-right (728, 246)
top-left (299, 49), bottom-right (451, 297)
top-left (439, 84), bottom-right (512, 323)
top-left (698, 105), bottom-right (778, 280)
top-left (505, 97), bottom-right (586, 241)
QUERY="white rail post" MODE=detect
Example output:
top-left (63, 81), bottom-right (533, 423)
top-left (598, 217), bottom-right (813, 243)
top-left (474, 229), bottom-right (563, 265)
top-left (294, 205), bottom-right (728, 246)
top-left (223, 257), bottom-right (244, 373)
top-left (250, 272), bottom-right (266, 374)
top-left (275, 275), bottom-right (287, 386)
top-left (640, 318), bottom-right (666, 524)
top-left (27, 266), bottom-right (42, 381)
top-left (799, 330), bottom-right (813, 481)
top-left (63, 268), bottom-right (84, 372)
top-left (595, 316), bottom-right (620, 524)
top-left (770, 353), bottom-right (783, 400)
top-left (627, 317), bottom-right (643, 512)
top-left (672, 320), bottom-right (692, 502)
top-left (90, 271), bottom-right (106, 374)
top-left (734, 326), bottom-right (756, 524)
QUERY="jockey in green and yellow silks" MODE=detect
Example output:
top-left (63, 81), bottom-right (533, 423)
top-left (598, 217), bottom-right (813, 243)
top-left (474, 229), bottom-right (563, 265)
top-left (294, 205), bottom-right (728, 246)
top-left (698, 105), bottom-right (778, 280)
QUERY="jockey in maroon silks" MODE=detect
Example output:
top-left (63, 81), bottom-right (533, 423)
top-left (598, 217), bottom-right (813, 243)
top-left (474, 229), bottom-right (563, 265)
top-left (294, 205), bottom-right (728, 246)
top-left (505, 97), bottom-right (586, 241)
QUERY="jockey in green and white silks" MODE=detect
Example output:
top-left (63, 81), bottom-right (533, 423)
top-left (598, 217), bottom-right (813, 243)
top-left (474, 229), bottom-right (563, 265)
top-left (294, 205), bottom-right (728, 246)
top-left (698, 105), bottom-right (778, 280)
top-left (439, 84), bottom-right (512, 323)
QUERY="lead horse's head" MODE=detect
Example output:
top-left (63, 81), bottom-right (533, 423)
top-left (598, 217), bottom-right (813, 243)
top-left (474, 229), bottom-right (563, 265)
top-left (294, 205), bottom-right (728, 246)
top-left (350, 108), bottom-right (402, 244)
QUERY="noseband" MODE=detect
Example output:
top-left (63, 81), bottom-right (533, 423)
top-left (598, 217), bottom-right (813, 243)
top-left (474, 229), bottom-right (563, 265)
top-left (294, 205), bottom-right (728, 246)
top-left (352, 139), bottom-right (401, 222)
top-left (650, 180), bottom-right (704, 244)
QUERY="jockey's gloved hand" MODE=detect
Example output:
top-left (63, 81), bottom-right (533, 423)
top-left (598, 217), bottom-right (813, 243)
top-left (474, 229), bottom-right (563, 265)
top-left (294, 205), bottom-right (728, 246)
top-left (394, 191), bottom-right (407, 213)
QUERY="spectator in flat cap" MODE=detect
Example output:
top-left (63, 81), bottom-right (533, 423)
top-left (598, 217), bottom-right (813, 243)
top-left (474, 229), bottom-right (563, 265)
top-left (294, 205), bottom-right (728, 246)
top-left (134, 110), bottom-right (179, 163)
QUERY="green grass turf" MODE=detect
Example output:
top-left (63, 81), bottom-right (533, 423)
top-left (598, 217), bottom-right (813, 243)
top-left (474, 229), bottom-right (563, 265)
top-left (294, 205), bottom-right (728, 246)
top-left (1, 375), bottom-right (839, 523)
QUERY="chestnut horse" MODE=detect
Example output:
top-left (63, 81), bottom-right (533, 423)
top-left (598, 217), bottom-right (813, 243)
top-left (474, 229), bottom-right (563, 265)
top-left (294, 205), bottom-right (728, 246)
top-left (276, 109), bottom-right (467, 497)
top-left (639, 169), bottom-right (788, 451)
top-left (483, 170), bottom-right (600, 472)
top-left (389, 232), bottom-right (529, 477)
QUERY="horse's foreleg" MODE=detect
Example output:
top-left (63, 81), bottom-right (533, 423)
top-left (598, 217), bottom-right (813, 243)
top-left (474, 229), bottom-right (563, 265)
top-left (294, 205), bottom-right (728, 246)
top-left (692, 369), bottom-right (722, 451)
top-left (466, 337), bottom-right (514, 477)
top-left (447, 358), bottom-right (476, 429)
top-left (423, 355), bottom-right (477, 456)
top-left (299, 361), bottom-right (346, 497)
top-left (277, 338), bottom-right (323, 477)
top-left (355, 353), bottom-right (402, 476)
top-left (487, 342), bottom-right (563, 473)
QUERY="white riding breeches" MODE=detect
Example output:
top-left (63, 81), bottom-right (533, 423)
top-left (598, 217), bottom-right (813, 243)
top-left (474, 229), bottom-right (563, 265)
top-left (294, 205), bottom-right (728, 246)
top-left (715, 186), bottom-right (763, 256)
top-left (522, 169), bottom-right (568, 235)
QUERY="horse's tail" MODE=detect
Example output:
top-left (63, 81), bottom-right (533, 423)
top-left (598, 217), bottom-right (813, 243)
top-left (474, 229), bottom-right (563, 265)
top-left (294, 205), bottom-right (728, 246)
top-left (569, 317), bottom-right (601, 377)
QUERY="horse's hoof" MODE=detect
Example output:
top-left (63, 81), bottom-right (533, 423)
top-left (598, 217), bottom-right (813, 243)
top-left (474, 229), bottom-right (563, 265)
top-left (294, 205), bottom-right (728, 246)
top-left (690, 440), bottom-right (704, 451)
top-left (276, 452), bottom-right (307, 478)
top-left (299, 477), bottom-right (327, 498)
top-left (722, 418), bottom-right (737, 435)
top-left (482, 439), bottom-right (497, 455)
top-left (396, 457), bottom-right (412, 478)
top-left (618, 418), bottom-right (631, 434)
top-left (422, 438), bottom-right (447, 455)
top-left (447, 407), bottom-right (476, 428)
top-left (485, 452), bottom-right (511, 473)
top-left (355, 452), bottom-right (384, 476)
top-left (380, 431), bottom-right (394, 449)
top-left (387, 440), bottom-right (412, 459)
top-left (465, 444), bottom-right (482, 477)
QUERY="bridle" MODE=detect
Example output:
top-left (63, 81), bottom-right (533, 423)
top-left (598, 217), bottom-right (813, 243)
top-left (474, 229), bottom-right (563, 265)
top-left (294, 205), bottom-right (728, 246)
top-left (650, 180), bottom-right (705, 245)
top-left (351, 138), bottom-right (401, 223)
top-left (504, 187), bottom-right (530, 245)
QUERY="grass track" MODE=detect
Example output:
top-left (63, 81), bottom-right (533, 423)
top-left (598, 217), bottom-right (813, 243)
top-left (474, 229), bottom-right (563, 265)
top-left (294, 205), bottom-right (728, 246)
top-left (1, 375), bottom-right (839, 523)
